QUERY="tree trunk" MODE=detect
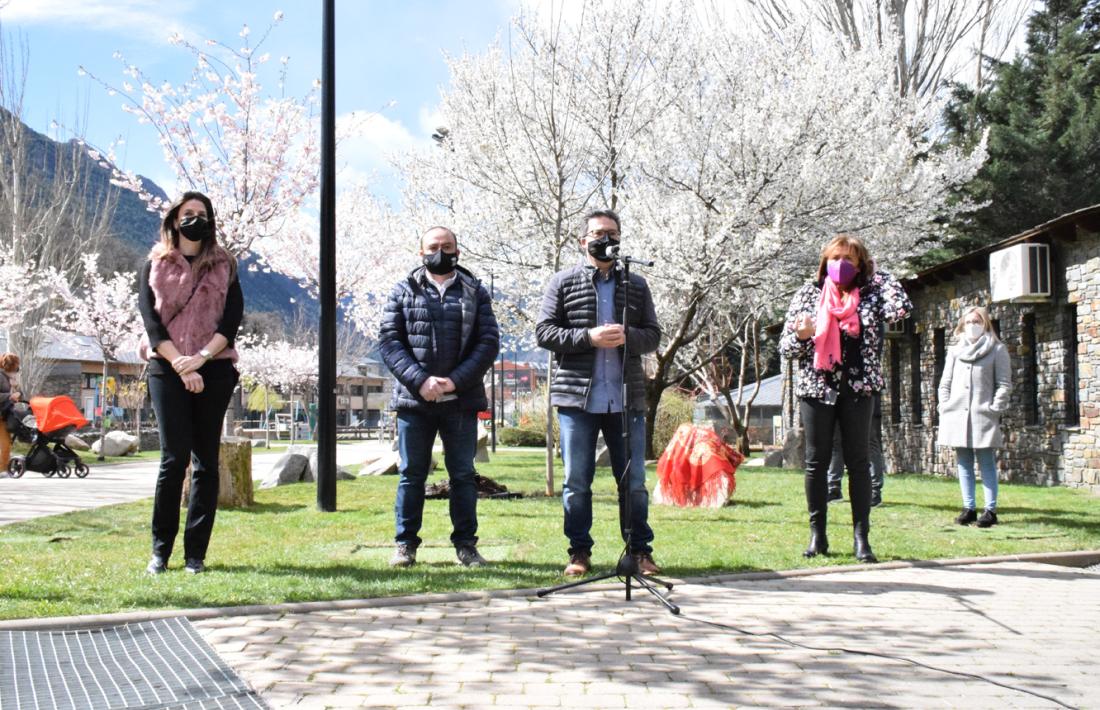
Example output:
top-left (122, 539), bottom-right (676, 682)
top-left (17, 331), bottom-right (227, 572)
top-left (181, 437), bottom-right (254, 508)
top-left (98, 358), bottom-right (109, 461)
top-left (134, 405), bottom-right (142, 452)
top-left (264, 388), bottom-right (271, 448)
top-left (544, 351), bottom-right (555, 496)
top-left (289, 393), bottom-right (297, 446)
top-left (644, 376), bottom-right (662, 460)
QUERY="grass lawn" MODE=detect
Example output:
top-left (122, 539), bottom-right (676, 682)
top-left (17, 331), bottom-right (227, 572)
top-left (1, 450), bottom-right (1097, 620)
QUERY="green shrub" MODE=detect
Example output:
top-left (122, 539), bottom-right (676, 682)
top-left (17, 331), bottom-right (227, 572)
top-left (499, 427), bottom-right (546, 447)
top-left (515, 385), bottom-right (559, 443)
top-left (652, 389), bottom-right (695, 455)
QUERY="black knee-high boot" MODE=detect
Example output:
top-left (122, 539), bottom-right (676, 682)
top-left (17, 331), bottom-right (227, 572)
top-left (804, 479), bottom-right (829, 558)
top-left (853, 517), bottom-right (877, 563)
top-left (851, 471), bottom-right (877, 563)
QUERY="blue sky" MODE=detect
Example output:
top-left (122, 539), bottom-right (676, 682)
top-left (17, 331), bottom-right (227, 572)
top-left (0, 0), bottom-right (518, 196)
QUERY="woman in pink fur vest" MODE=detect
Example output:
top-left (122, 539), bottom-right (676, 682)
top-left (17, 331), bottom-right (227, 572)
top-left (137, 191), bottom-right (243, 575)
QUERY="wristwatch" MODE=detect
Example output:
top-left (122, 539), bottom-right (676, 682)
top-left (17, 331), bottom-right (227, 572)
top-left (199, 348), bottom-right (213, 361)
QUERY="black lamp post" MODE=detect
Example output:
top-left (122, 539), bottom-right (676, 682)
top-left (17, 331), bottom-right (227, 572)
top-left (316, 0), bottom-right (337, 512)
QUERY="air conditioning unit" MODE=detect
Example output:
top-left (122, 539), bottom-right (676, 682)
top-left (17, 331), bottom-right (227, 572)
top-left (990, 243), bottom-right (1051, 303)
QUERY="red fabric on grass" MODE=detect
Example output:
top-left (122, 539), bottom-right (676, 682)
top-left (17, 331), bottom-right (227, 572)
top-left (654, 424), bottom-right (744, 508)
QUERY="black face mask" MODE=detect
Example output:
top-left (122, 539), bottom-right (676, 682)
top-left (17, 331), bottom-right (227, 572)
top-left (423, 250), bottom-right (458, 275)
top-left (179, 215), bottom-right (215, 243)
top-left (586, 237), bottom-right (619, 263)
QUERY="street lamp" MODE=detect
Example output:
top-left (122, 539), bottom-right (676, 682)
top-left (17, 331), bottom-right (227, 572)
top-left (316, 0), bottom-right (337, 512)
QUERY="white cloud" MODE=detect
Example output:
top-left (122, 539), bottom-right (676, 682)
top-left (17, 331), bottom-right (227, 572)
top-left (0, 0), bottom-right (198, 41)
top-left (418, 105), bottom-right (447, 139)
top-left (336, 110), bottom-right (428, 176)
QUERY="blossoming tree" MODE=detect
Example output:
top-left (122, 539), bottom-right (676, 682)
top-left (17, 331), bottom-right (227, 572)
top-left (255, 183), bottom-right (413, 342)
top-left (400, 0), bottom-right (987, 464)
top-left (53, 253), bottom-right (143, 460)
top-left (80, 11), bottom-right (319, 259)
top-left (236, 333), bottom-right (318, 446)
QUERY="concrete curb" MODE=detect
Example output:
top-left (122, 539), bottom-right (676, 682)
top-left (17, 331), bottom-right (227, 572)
top-left (4, 549), bottom-right (1098, 632)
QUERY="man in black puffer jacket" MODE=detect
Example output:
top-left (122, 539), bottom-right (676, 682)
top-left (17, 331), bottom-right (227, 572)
top-left (536, 209), bottom-right (662, 578)
top-left (379, 226), bottom-right (499, 569)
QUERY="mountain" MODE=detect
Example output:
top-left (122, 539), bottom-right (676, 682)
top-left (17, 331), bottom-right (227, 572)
top-left (2, 107), bottom-right (317, 325)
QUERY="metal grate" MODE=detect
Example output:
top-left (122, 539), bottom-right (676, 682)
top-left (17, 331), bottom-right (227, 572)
top-left (0, 617), bottom-right (268, 710)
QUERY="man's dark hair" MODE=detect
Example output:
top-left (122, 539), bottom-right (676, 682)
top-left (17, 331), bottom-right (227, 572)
top-left (581, 209), bottom-right (621, 236)
top-left (420, 225), bottom-right (458, 249)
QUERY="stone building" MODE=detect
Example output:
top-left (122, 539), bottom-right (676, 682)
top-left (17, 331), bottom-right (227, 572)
top-left (781, 204), bottom-right (1100, 493)
top-left (0, 331), bottom-right (146, 424)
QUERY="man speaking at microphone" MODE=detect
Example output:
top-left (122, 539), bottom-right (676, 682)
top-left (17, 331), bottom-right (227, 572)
top-left (536, 209), bottom-right (662, 577)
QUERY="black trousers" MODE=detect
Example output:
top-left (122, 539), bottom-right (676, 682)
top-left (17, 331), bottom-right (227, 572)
top-left (148, 364), bottom-right (238, 562)
top-left (801, 389), bottom-right (874, 531)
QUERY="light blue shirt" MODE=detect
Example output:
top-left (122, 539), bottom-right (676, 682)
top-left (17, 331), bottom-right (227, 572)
top-left (585, 271), bottom-right (623, 414)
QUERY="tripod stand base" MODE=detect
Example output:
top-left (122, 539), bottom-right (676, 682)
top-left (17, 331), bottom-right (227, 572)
top-left (536, 554), bottom-right (680, 615)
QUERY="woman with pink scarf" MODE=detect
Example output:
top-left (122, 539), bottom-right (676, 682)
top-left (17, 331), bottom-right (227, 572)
top-left (779, 235), bottom-right (911, 563)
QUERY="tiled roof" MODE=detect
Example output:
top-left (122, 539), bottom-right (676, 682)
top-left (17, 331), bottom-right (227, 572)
top-left (0, 330), bottom-right (144, 365)
top-left (698, 373), bottom-right (783, 408)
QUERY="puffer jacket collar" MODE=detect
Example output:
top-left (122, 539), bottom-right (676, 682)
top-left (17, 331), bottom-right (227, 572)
top-left (405, 265), bottom-right (481, 359)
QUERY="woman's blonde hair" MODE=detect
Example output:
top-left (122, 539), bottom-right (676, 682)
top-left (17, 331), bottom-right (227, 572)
top-left (816, 233), bottom-right (874, 287)
top-left (0, 353), bottom-right (19, 372)
top-left (152, 191), bottom-right (237, 281)
top-left (954, 306), bottom-right (999, 342)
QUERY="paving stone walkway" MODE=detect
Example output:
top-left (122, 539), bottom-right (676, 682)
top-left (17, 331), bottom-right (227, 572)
top-left (194, 560), bottom-right (1100, 709)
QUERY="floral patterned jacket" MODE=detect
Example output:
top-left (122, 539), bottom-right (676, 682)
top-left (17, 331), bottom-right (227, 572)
top-left (779, 271), bottom-right (912, 401)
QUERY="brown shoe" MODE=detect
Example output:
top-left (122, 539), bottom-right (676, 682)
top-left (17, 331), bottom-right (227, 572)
top-left (634, 552), bottom-right (661, 575)
top-left (564, 552), bottom-right (591, 577)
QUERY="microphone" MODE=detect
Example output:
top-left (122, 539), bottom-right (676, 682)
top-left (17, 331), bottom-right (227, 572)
top-left (606, 243), bottom-right (655, 267)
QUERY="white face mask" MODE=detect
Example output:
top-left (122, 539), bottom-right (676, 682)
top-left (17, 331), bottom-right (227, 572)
top-left (964, 323), bottom-right (985, 342)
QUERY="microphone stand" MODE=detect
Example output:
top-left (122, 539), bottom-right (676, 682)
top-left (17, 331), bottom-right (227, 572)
top-left (537, 251), bottom-right (679, 615)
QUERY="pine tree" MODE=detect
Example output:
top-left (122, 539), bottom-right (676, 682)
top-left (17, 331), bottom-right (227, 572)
top-left (943, 0), bottom-right (1100, 253)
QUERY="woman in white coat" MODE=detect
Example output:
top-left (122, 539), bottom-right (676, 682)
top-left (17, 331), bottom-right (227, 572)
top-left (937, 306), bottom-right (1012, 528)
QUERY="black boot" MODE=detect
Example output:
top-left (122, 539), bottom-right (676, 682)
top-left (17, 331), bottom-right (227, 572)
top-left (803, 524), bottom-right (829, 558)
top-left (803, 479), bottom-right (829, 558)
top-left (853, 519), bottom-right (877, 563)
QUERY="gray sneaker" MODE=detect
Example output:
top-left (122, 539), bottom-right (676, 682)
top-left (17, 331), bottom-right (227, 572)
top-left (146, 555), bottom-right (167, 575)
top-left (456, 546), bottom-right (487, 568)
top-left (389, 544), bottom-right (417, 568)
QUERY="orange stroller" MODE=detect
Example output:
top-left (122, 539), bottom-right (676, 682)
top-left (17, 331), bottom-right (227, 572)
top-left (5, 396), bottom-right (90, 478)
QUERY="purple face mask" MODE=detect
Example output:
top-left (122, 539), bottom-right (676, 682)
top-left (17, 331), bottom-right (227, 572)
top-left (827, 258), bottom-right (858, 287)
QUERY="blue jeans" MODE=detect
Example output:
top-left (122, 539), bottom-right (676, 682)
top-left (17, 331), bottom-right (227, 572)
top-left (394, 408), bottom-right (479, 549)
top-left (558, 407), bottom-right (653, 555)
top-left (956, 447), bottom-right (998, 511)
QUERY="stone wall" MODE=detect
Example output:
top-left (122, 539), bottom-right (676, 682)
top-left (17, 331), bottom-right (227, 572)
top-left (880, 232), bottom-right (1099, 492)
top-left (41, 362), bottom-right (82, 401)
top-left (1061, 231), bottom-right (1100, 490)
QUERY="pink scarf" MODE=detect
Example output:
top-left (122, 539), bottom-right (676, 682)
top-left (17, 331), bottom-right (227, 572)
top-left (812, 279), bottom-right (860, 371)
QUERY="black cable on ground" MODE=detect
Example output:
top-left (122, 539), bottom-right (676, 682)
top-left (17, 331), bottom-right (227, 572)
top-left (677, 613), bottom-right (1074, 709)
